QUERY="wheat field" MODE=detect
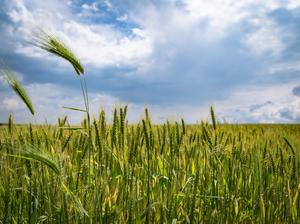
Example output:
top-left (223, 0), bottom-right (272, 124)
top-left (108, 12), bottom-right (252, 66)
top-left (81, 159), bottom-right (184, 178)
top-left (0, 109), bottom-right (300, 223)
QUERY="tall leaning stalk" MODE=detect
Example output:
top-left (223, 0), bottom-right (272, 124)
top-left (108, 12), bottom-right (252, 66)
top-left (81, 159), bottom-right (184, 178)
top-left (33, 33), bottom-right (94, 182)
top-left (33, 33), bottom-right (87, 116)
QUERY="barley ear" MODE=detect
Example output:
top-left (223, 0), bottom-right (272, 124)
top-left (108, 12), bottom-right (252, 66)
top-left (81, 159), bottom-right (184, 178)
top-left (210, 106), bottom-right (217, 130)
top-left (11, 145), bottom-right (60, 175)
top-left (8, 114), bottom-right (13, 135)
top-left (33, 32), bottom-right (84, 75)
top-left (0, 67), bottom-right (35, 115)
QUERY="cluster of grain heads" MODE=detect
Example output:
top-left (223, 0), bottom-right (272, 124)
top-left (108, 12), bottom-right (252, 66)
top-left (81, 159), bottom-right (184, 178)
top-left (1, 109), bottom-right (300, 222)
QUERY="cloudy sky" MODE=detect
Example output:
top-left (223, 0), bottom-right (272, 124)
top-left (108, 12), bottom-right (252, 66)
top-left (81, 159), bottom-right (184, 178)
top-left (1, 0), bottom-right (300, 124)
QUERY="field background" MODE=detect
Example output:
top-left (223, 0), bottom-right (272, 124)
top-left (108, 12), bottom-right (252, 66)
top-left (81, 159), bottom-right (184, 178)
top-left (0, 108), bottom-right (300, 223)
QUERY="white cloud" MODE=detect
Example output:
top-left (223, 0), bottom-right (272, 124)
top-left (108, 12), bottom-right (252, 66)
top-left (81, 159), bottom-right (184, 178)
top-left (0, 82), bottom-right (210, 124)
top-left (103, 0), bottom-right (113, 11)
top-left (183, 0), bottom-right (252, 35)
top-left (2, 81), bottom-right (300, 124)
top-left (3, 97), bottom-right (20, 111)
top-left (82, 3), bottom-right (98, 12)
top-left (0, 83), bottom-right (121, 123)
top-left (216, 83), bottom-right (300, 123)
top-left (269, 61), bottom-right (300, 73)
top-left (181, 0), bottom-right (298, 37)
top-left (287, 0), bottom-right (300, 9)
top-left (244, 20), bottom-right (286, 56)
top-left (117, 14), bottom-right (128, 22)
top-left (6, 0), bottom-right (153, 68)
top-left (182, 0), bottom-right (298, 56)
top-left (6, 0), bottom-right (298, 69)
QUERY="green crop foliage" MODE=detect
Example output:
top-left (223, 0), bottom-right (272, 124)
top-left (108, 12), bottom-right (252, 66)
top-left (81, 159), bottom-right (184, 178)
top-left (0, 109), bottom-right (300, 223)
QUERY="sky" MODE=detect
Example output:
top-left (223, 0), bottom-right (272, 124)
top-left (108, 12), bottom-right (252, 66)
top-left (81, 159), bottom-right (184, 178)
top-left (1, 0), bottom-right (300, 124)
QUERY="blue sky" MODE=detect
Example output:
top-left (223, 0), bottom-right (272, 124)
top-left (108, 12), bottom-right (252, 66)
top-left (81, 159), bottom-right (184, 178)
top-left (1, 0), bottom-right (300, 123)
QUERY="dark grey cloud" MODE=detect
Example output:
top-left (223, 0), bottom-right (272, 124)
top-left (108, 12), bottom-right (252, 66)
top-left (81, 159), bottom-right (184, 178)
top-left (268, 7), bottom-right (300, 61)
top-left (250, 101), bottom-right (273, 112)
top-left (280, 108), bottom-right (300, 122)
top-left (292, 86), bottom-right (300, 96)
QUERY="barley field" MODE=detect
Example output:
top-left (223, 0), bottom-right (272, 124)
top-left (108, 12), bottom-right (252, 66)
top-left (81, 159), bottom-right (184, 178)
top-left (0, 108), bottom-right (300, 223)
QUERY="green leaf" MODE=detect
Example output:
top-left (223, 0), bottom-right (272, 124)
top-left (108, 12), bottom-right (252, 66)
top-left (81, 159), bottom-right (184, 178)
top-left (59, 126), bottom-right (85, 130)
top-left (63, 106), bottom-right (87, 112)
